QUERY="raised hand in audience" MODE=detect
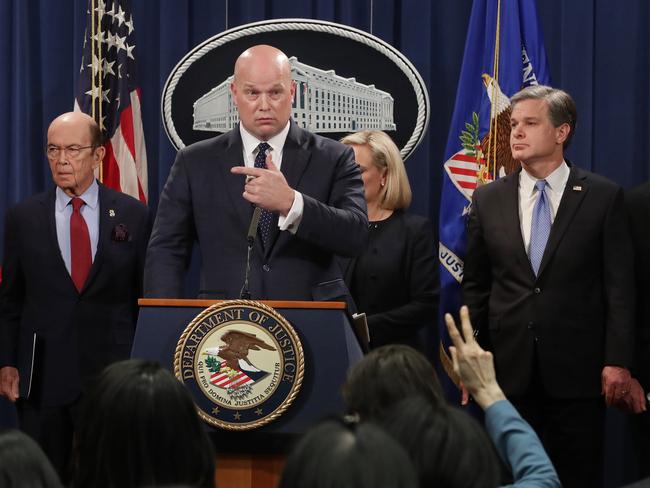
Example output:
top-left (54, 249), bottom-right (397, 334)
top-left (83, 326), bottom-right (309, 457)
top-left (444, 305), bottom-right (506, 410)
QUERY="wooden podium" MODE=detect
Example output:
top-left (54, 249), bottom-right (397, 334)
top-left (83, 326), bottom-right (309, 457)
top-left (133, 299), bottom-right (364, 488)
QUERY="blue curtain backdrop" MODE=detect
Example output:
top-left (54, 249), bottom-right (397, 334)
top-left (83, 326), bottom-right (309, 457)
top-left (2, 0), bottom-right (649, 250)
top-left (0, 1), bottom-right (648, 484)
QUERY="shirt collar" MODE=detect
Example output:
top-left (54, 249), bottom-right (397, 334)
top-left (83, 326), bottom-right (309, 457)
top-left (520, 160), bottom-right (570, 194)
top-left (55, 179), bottom-right (100, 211)
top-left (239, 121), bottom-right (291, 157)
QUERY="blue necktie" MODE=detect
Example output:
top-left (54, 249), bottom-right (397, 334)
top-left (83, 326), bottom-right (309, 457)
top-left (254, 142), bottom-right (273, 244)
top-left (528, 179), bottom-right (551, 276)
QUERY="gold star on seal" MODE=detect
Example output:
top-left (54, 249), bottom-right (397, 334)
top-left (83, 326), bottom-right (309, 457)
top-left (255, 408), bottom-right (263, 416)
top-left (212, 407), bottom-right (220, 415)
top-left (233, 412), bottom-right (241, 420)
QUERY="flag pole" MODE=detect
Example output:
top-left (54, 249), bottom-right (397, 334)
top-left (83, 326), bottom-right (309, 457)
top-left (487, 0), bottom-right (502, 180)
top-left (96, 0), bottom-right (104, 182)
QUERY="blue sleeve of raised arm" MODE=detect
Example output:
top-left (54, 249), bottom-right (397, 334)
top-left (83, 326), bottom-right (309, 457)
top-left (485, 400), bottom-right (561, 488)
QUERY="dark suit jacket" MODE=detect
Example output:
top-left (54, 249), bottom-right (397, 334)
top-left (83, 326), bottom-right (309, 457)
top-left (625, 182), bottom-right (650, 390)
top-left (144, 121), bottom-right (368, 301)
top-left (0, 183), bottom-right (150, 406)
top-left (340, 211), bottom-right (439, 350)
top-left (462, 164), bottom-right (634, 398)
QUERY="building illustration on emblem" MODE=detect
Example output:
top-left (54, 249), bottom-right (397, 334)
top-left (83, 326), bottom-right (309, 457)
top-left (192, 56), bottom-right (396, 133)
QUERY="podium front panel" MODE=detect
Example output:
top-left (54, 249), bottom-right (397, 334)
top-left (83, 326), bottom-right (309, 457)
top-left (131, 304), bottom-right (363, 434)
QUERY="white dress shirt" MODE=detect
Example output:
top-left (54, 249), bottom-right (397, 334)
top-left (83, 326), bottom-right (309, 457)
top-left (239, 122), bottom-right (303, 233)
top-left (518, 161), bottom-right (570, 251)
top-left (55, 179), bottom-right (100, 274)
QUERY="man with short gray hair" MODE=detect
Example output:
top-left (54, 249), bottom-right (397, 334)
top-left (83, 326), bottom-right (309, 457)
top-left (463, 85), bottom-right (638, 487)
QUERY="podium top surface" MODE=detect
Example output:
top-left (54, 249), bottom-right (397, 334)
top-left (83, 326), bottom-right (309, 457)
top-left (138, 298), bottom-right (347, 310)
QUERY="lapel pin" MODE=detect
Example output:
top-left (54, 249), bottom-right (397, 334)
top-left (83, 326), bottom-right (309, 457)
top-left (572, 185), bottom-right (582, 191)
top-left (109, 209), bottom-right (116, 217)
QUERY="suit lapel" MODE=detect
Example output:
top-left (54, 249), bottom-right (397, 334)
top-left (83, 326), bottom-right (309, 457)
top-left (536, 164), bottom-right (588, 278)
top-left (42, 189), bottom-right (77, 291)
top-left (280, 123), bottom-right (310, 192)
top-left (222, 131), bottom-right (254, 230)
top-left (82, 184), bottom-right (111, 293)
top-left (498, 169), bottom-right (535, 279)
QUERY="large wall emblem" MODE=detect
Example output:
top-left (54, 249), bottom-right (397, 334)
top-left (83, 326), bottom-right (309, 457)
top-left (174, 300), bottom-right (304, 430)
top-left (162, 19), bottom-right (429, 161)
top-left (193, 57), bottom-right (396, 135)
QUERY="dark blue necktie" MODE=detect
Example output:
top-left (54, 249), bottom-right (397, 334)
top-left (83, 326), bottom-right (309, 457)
top-left (528, 179), bottom-right (551, 276)
top-left (254, 142), bottom-right (272, 244)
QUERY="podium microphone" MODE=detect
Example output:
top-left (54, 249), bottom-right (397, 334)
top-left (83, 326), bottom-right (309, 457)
top-left (240, 206), bottom-right (262, 299)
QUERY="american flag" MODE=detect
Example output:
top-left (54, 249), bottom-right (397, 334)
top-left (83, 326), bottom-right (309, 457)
top-left (210, 361), bottom-right (256, 390)
top-left (75, 0), bottom-right (148, 203)
top-left (444, 149), bottom-right (489, 200)
top-left (210, 360), bottom-right (270, 390)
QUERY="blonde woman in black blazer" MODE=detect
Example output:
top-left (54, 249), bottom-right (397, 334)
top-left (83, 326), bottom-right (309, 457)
top-left (340, 131), bottom-right (438, 351)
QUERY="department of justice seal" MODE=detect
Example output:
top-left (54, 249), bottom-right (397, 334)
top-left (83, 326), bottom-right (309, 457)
top-left (174, 300), bottom-right (304, 430)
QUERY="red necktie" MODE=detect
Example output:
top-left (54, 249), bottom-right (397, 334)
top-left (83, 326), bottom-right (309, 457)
top-left (70, 197), bottom-right (92, 292)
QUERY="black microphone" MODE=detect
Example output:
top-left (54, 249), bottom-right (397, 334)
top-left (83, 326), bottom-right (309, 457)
top-left (240, 207), bottom-right (262, 299)
top-left (247, 206), bottom-right (262, 244)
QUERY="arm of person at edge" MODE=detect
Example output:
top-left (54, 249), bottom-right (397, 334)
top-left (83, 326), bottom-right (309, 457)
top-left (0, 207), bottom-right (23, 402)
top-left (618, 188), bottom-right (648, 414)
top-left (600, 188), bottom-right (637, 409)
top-left (231, 146), bottom-right (368, 257)
top-left (445, 306), bottom-right (561, 488)
top-left (0, 367), bottom-right (19, 402)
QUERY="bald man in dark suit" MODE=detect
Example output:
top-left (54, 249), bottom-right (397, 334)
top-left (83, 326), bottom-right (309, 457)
top-left (144, 45), bottom-right (367, 301)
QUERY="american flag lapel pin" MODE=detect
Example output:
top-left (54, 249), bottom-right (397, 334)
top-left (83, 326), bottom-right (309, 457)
top-left (572, 185), bottom-right (582, 191)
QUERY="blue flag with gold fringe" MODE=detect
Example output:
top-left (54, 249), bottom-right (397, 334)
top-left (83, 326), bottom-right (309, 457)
top-left (438, 0), bottom-right (550, 400)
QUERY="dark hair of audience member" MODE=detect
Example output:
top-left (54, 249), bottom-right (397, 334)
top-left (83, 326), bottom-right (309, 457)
top-left (279, 417), bottom-right (417, 488)
top-left (342, 344), bottom-right (444, 420)
top-left (0, 428), bottom-right (63, 488)
top-left (73, 359), bottom-right (215, 488)
top-left (378, 396), bottom-right (501, 488)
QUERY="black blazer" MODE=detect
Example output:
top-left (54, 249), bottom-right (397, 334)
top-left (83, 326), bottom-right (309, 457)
top-left (144, 121), bottom-right (368, 301)
top-left (625, 182), bottom-right (650, 390)
top-left (340, 211), bottom-right (439, 351)
top-left (462, 164), bottom-right (635, 398)
top-left (0, 183), bottom-right (150, 406)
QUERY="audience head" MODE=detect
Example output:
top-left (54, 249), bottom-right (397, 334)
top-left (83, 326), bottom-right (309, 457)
top-left (379, 396), bottom-right (501, 488)
top-left (340, 130), bottom-right (412, 210)
top-left (280, 417), bottom-right (417, 488)
top-left (342, 344), bottom-right (444, 420)
top-left (0, 429), bottom-right (62, 488)
top-left (73, 359), bottom-right (215, 488)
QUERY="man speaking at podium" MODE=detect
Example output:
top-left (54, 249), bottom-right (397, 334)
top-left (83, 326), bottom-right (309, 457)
top-left (144, 45), bottom-right (367, 301)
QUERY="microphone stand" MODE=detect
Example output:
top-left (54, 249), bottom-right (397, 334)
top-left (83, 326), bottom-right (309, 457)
top-left (239, 206), bottom-right (262, 299)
